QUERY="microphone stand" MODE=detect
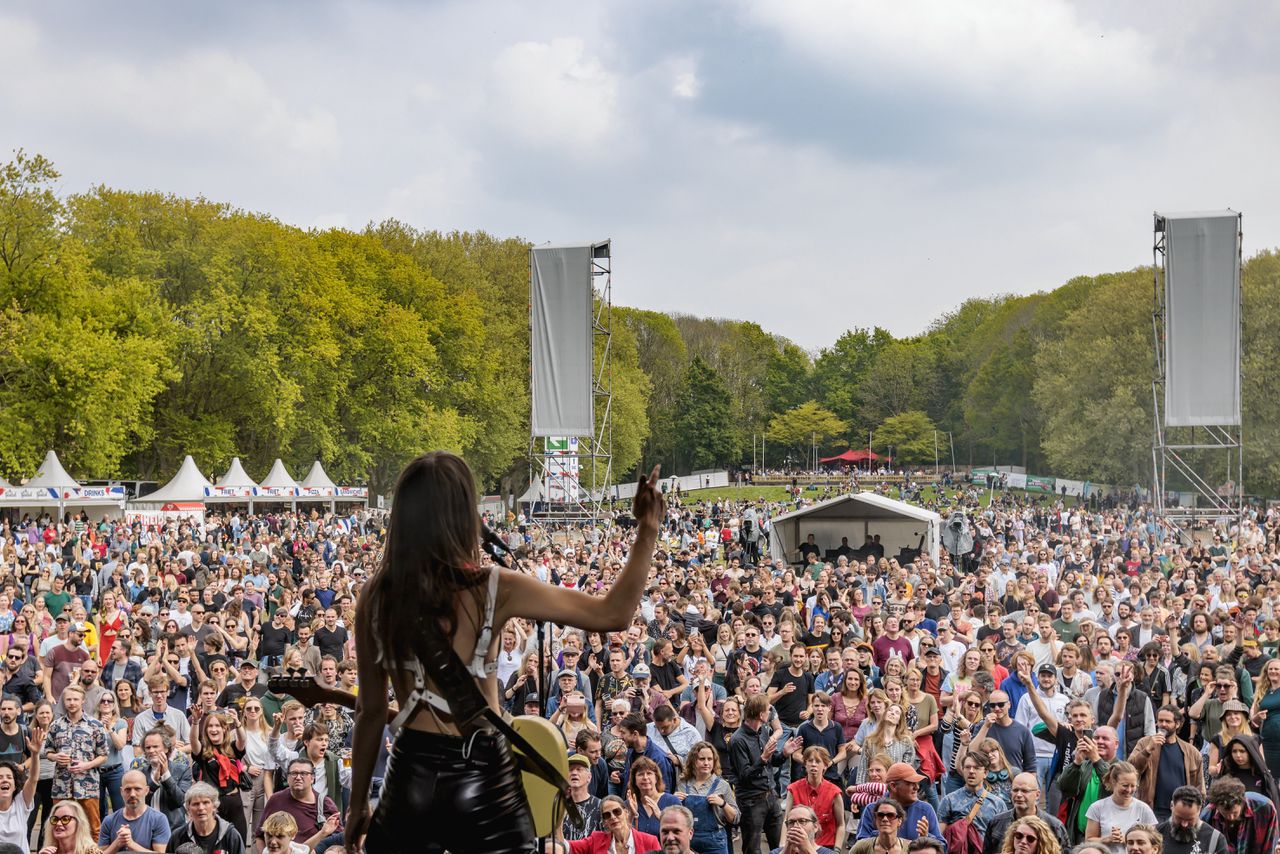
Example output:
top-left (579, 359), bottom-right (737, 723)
top-left (482, 525), bottom-right (552, 848)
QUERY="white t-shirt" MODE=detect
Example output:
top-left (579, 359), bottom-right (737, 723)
top-left (1013, 689), bottom-right (1069, 759)
top-left (0, 792), bottom-right (33, 854)
top-left (1085, 796), bottom-right (1156, 854)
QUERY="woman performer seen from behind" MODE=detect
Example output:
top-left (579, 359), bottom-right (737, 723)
top-left (347, 452), bottom-right (663, 854)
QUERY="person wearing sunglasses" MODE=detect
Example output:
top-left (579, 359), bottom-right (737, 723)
top-left (566, 795), bottom-right (659, 854)
top-left (2, 649), bottom-right (42, 715)
top-left (40, 800), bottom-right (99, 854)
top-left (997, 815), bottom-right (1063, 854)
top-left (967, 691), bottom-right (1037, 778)
top-left (851, 798), bottom-right (905, 854)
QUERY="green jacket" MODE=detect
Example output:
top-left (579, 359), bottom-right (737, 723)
top-left (1056, 757), bottom-right (1113, 844)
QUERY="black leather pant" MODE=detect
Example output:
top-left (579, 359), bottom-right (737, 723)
top-left (366, 728), bottom-right (535, 853)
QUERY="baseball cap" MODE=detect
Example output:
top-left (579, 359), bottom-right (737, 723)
top-left (567, 753), bottom-right (591, 769)
top-left (923, 647), bottom-right (941, 658)
top-left (1241, 638), bottom-right (1259, 648)
top-left (240, 659), bottom-right (259, 669)
top-left (523, 693), bottom-right (541, 707)
top-left (631, 664), bottom-right (651, 679)
top-left (886, 762), bottom-right (926, 784)
top-left (1037, 662), bottom-right (1057, 676)
top-left (55, 614), bottom-right (70, 623)
top-left (69, 622), bottom-right (88, 633)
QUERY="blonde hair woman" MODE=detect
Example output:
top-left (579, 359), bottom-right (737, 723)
top-left (998, 814), bottom-right (1063, 854)
top-left (854, 700), bottom-right (915, 783)
top-left (39, 799), bottom-right (100, 854)
top-left (240, 698), bottom-right (275, 834)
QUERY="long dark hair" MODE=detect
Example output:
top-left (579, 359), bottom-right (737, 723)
top-left (359, 451), bottom-right (486, 668)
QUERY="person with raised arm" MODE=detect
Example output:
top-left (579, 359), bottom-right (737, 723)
top-left (346, 453), bottom-right (663, 854)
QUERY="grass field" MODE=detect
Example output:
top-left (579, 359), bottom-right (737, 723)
top-left (677, 483), bottom-right (1079, 508)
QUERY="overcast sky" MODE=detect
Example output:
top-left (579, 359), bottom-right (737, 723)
top-left (3, 1), bottom-right (1277, 346)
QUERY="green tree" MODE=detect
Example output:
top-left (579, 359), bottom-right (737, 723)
top-left (0, 149), bottom-right (62, 301)
top-left (673, 356), bottom-right (735, 471)
top-left (764, 340), bottom-right (813, 416)
top-left (873, 410), bottom-right (938, 467)
top-left (765, 402), bottom-right (848, 462)
top-left (858, 339), bottom-right (939, 425)
top-left (1241, 251), bottom-right (1280, 493)
top-left (618, 307), bottom-right (687, 473)
top-left (812, 327), bottom-right (894, 428)
top-left (1032, 271), bottom-right (1152, 485)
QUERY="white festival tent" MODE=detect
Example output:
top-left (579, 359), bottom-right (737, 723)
top-left (768, 491), bottom-right (942, 568)
top-left (204, 457), bottom-right (260, 510)
top-left (132, 455), bottom-right (214, 504)
top-left (254, 459), bottom-right (301, 507)
top-left (297, 461), bottom-right (339, 511)
top-left (128, 455), bottom-right (215, 525)
top-left (0, 451), bottom-right (126, 514)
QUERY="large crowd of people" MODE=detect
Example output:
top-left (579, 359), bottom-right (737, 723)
top-left (1, 473), bottom-right (1279, 854)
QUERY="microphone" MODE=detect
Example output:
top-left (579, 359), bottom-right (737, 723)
top-left (481, 522), bottom-right (513, 567)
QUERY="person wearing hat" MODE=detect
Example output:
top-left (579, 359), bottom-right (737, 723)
top-left (1238, 637), bottom-right (1268, 680)
top-left (853, 762), bottom-right (944, 846)
top-left (217, 658), bottom-right (268, 710)
top-left (562, 752), bottom-right (603, 842)
top-left (43, 620), bottom-right (92, 704)
top-left (1013, 658), bottom-right (1069, 798)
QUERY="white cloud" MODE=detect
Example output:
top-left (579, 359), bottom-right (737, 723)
top-left (739, 0), bottom-right (1159, 109)
top-left (486, 38), bottom-right (619, 152)
top-left (673, 71), bottom-right (701, 99)
top-left (0, 15), bottom-right (340, 169)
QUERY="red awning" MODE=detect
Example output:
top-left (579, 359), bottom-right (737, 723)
top-left (818, 449), bottom-right (881, 463)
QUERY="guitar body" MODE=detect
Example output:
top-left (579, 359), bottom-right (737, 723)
top-left (268, 676), bottom-right (573, 835)
top-left (510, 715), bottom-right (569, 836)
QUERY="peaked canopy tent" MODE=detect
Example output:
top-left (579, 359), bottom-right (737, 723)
top-left (295, 461), bottom-right (369, 512)
top-left (131, 456), bottom-right (214, 506)
top-left (204, 457), bottom-right (260, 511)
top-left (253, 459), bottom-right (301, 510)
top-left (768, 492), bottom-right (940, 567)
top-left (0, 451), bottom-right (126, 516)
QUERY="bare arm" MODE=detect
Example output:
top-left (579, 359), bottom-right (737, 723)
top-left (1025, 685), bottom-right (1059, 738)
top-left (832, 796), bottom-right (848, 850)
top-left (21, 725), bottom-right (43, 808)
top-left (495, 467), bottom-right (663, 633)
top-left (346, 617), bottom-right (390, 849)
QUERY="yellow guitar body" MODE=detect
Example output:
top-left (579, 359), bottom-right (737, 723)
top-left (510, 715), bottom-right (569, 836)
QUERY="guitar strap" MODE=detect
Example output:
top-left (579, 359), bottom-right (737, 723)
top-left (411, 624), bottom-right (582, 825)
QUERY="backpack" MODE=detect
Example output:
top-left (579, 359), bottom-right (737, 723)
top-left (942, 789), bottom-right (987, 854)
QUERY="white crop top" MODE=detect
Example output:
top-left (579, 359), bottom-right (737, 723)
top-left (379, 565), bottom-right (500, 733)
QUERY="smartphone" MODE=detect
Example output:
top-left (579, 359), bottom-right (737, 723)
top-left (1080, 728), bottom-right (1094, 740)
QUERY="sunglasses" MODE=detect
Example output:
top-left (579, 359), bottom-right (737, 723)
top-left (601, 808), bottom-right (624, 819)
top-left (875, 812), bottom-right (900, 821)
top-left (1012, 832), bottom-right (1039, 844)
top-left (987, 701), bottom-right (1008, 708)
top-left (50, 816), bottom-right (76, 826)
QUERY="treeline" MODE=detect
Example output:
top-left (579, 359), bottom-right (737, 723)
top-left (3, 151), bottom-right (1279, 496)
top-left (628, 256), bottom-right (1280, 497)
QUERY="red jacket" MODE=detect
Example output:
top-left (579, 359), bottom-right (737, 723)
top-left (569, 829), bottom-right (661, 854)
